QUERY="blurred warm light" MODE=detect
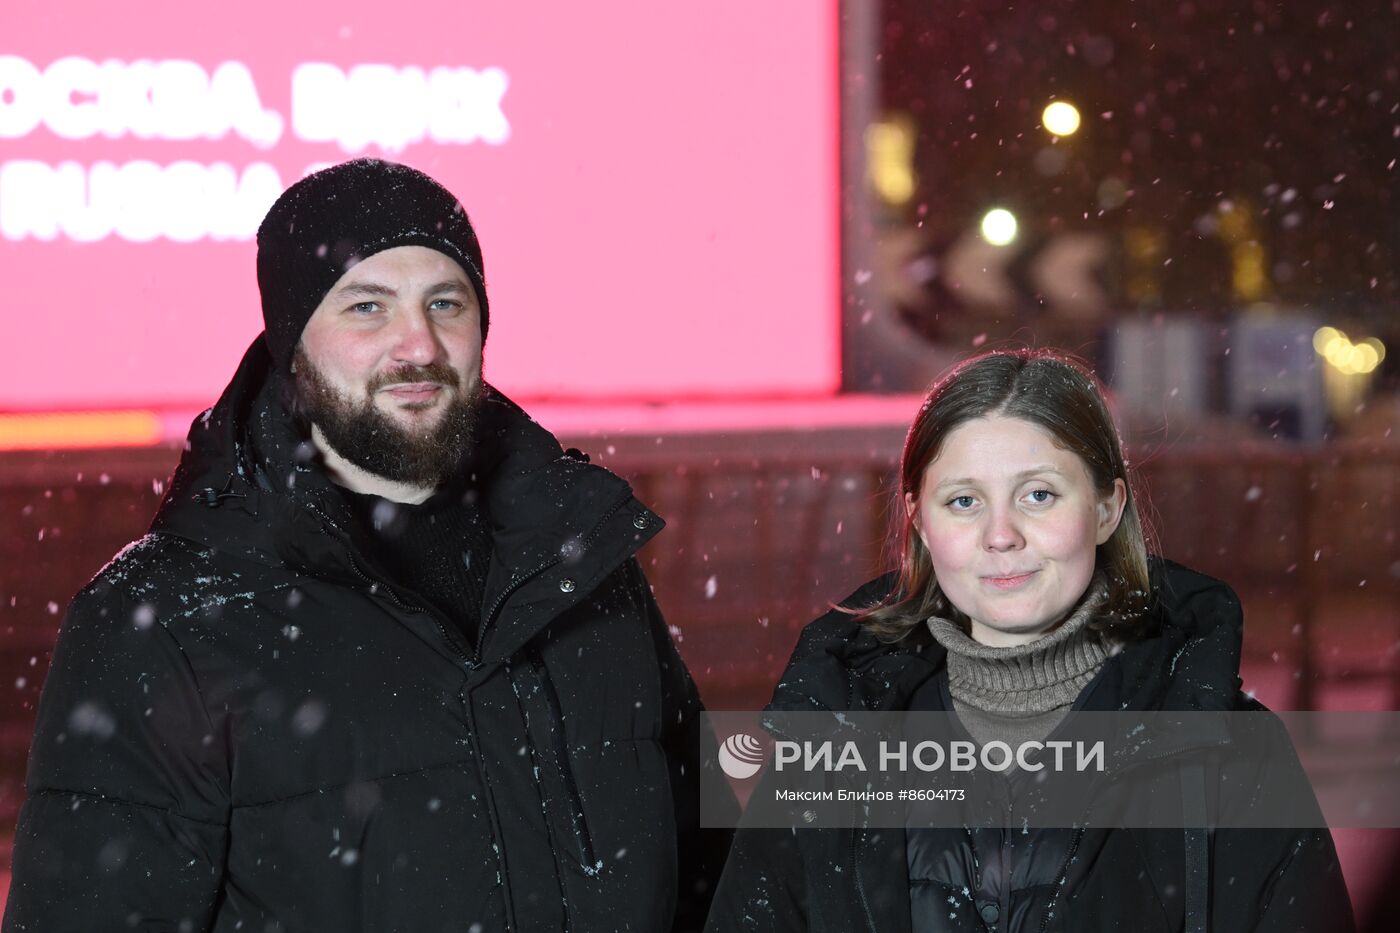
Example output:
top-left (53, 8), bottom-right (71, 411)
top-left (1123, 224), bottom-right (1165, 303)
top-left (1041, 101), bottom-right (1081, 137)
top-left (1214, 199), bottom-right (1270, 302)
top-left (866, 116), bottom-right (917, 206)
top-left (1315, 327), bottom-right (1385, 375)
top-left (1231, 240), bottom-right (1269, 303)
top-left (1353, 342), bottom-right (1380, 373)
top-left (1363, 336), bottom-right (1387, 364)
top-left (1312, 326), bottom-right (1341, 354)
top-left (0, 410), bottom-right (163, 451)
top-left (980, 208), bottom-right (1018, 246)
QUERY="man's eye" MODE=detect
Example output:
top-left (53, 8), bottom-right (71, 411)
top-left (429, 299), bottom-right (461, 312)
top-left (349, 301), bottom-right (380, 314)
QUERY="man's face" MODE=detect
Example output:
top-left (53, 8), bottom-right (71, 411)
top-left (295, 245), bottom-right (485, 486)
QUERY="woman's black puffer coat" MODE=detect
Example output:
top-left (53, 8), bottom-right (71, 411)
top-left (706, 559), bottom-right (1354, 933)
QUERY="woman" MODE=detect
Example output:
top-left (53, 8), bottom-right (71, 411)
top-left (706, 349), bottom-right (1353, 933)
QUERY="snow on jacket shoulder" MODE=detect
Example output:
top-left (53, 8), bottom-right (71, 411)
top-left (9, 538), bottom-right (231, 928)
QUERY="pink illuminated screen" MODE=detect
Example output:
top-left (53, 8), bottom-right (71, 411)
top-left (0, 1), bottom-right (839, 411)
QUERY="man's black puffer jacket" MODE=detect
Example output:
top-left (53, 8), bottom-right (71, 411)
top-left (706, 559), bottom-right (1355, 933)
top-left (5, 338), bottom-right (734, 932)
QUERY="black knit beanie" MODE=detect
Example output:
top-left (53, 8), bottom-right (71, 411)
top-left (256, 158), bottom-right (488, 371)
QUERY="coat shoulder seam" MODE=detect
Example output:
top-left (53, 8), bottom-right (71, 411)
top-left (25, 787), bottom-right (229, 828)
top-left (231, 758), bottom-right (480, 810)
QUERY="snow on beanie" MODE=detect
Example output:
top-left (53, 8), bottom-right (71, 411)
top-left (255, 158), bottom-right (488, 371)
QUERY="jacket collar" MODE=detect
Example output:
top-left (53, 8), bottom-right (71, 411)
top-left (767, 558), bottom-right (1243, 718)
top-left (1089, 558), bottom-right (1244, 713)
top-left (150, 337), bottom-right (661, 666)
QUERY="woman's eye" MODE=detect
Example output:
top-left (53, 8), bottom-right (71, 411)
top-left (948, 495), bottom-right (976, 510)
top-left (349, 301), bottom-right (379, 314)
top-left (1027, 489), bottom-right (1055, 504)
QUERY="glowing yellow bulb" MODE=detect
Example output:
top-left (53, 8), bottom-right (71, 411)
top-left (1042, 101), bottom-right (1082, 137)
top-left (1313, 326), bottom-right (1342, 355)
top-left (980, 208), bottom-right (1018, 246)
top-left (1317, 329), bottom-right (1386, 375)
top-left (1364, 337), bottom-right (1386, 365)
top-left (1323, 336), bottom-right (1349, 368)
top-left (866, 118), bottom-right (917, 206)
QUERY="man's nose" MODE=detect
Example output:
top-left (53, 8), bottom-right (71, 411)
top-left (388, 308), bottom-right (442, 366)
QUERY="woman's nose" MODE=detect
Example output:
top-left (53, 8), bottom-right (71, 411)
top-left (982, 508), bottom-right (1025, 551)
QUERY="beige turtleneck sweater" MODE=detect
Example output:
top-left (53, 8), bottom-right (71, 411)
top-left (925, 574), bottom-right (1111, 749)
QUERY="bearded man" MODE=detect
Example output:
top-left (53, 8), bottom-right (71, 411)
top-left (5, 159), bottom-right (733, 932)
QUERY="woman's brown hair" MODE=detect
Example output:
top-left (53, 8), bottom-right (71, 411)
top-left (857, 348), bottom-right (1152, 642)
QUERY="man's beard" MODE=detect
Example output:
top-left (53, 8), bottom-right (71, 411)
top-left (291, 346), bottom-right (484, 487)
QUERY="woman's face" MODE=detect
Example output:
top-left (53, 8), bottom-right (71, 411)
top-left (908, 415), bottom-right (1126, 647)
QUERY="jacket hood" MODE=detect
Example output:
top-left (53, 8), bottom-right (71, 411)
top-left (1096, 557), bottom-right (1245, 712)
top-left (768, 557), bottom-right (1245, 717)
top-left (152, 338), bottom-right (332, 575)
top-left (149, 337), bottom-right (659, 664)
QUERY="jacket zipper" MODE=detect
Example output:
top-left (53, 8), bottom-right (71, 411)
top-left (530, 649), bottom-right (599, 873)
top-left (458, 675), bottom-right (518, 930)
top-left (334, 486), bottom-right (633, 665)
top-left (851, 828), bottom-right (880, 932)
top-left (344, 549), bottom-right (476, 665)
top-left (483, 494), bottom-right (630, 866)
top-left (468, 492), bottom-right (631, 930)
top-left (997, 824), bottom-right (1011, 932)
top-left (479, 492), bottom-right (634, 636)
top-left (1036, 828), bottom-right (1084, 933)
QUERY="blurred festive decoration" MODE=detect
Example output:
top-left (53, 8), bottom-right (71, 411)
top-left (1313, 326), bottom-right (1386, 423)
top-left (1216, 199), bottom-right (1271, 304)
top-left (1123, 225), bottom-right (1166, 306)
top-left (1041, 100), bottom-right (1081, 137)
top-left (1314, 326), bottom-right (1384, 376)
top-left (979, 207), bottom-right (1018, 246)
top-left (866, 114), bottom-right (918, 207)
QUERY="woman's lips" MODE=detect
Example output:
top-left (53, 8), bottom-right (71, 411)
top-left (983, 571), bottom-right (1037, 590)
